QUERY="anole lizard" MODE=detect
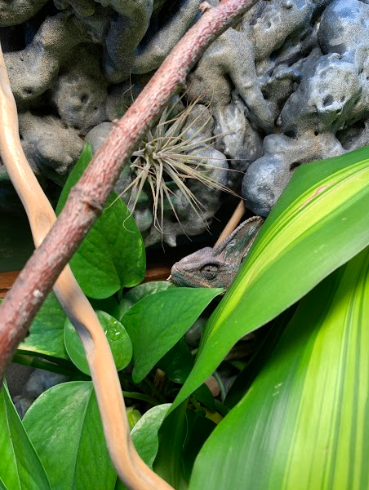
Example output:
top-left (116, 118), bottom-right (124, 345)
top-left (171, 216), bottom-right (264, 289)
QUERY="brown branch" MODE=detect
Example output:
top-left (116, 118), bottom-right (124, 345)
top-left (0, 45), bottom-right (174, 490)
top-left (0, 0), bottom-right (256, 437)
top-left (0, 0), bottom-right (256, 367)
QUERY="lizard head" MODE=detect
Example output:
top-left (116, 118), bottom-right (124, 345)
top-left (171, 216), bottom-right (264, 289)
top-left (171, 247), bottom-right (238, 289)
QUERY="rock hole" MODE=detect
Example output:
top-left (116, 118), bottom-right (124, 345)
top-left (290, 162), bottom-right (302, 171)
top-left (284, 130), bottom-right (297, 139)
top-left (81, 94), bottom-right (89, 104)
top-left (323, 95), bottom-right (333, 107)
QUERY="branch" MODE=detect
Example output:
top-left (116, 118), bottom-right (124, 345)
top-left (0, 39), bottom-right (174, 490)
top-left (0, 0), bottom-right (256, 423)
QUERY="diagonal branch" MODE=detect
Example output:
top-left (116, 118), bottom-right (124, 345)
top-left (0, 40), bottom-right (174, 490)
top-left (0, 0), bottom-right (256, 458)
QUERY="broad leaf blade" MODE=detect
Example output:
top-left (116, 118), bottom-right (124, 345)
top-left (116, 404), bottom-right (171, 490)
top-left (18, 292), bottom-right (68, 360)
top-left (57, 144), bottom-right (145, 298)
top-left (122, 288), bottom-right (223, 383)
top-left (64, 311), bottom-right (132, 375)
top-left (23, 382), bottom-right (116, 490)
top-left (189, 247), bottom-right (369, 490)
top-left (118, 281), bottom-right (174, 321)
top-left (0, 384), bottom-right (50, 489)
top-left (173, 146), bottom-right (369, 409)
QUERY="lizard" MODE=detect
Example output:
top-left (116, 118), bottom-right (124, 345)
top-left (171, 215), bottom-right (264, 289)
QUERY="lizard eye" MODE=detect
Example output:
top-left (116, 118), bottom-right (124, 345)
top-left (201, 264), bottom-right (218, 280)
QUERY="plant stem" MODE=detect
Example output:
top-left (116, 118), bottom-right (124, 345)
top-left (12, 353), bottom-right (85, 378)
top-left (123, 391), bottom-right (160, 406)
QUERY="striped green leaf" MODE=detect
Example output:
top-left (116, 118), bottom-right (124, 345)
top-left (189, 246), bottom-right (369, 490)
top-left (172, 146), bottom-right (369, 410)
top-left (0, 383), bottom-right (50, 489)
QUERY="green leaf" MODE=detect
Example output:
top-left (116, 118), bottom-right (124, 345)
top-left (154, 403), bottom-right (189, 490)
top-left (118, 281), bottom-right (174, 321)
top-left (64, 311), bottom-right (132, 375)
top-left (23, 381), bottom-right (116, 490)
top-left (122, 288), bottom-right (223, 383)
top-left (154, 405), bottom-right (216, 490)
top-left (173, 145), bottom-right (369, 410)
top-left (157, 339), bottom-right (194, 384)
top-left (18, 292), bottom-right (68, 360)
top-left (189, 246), bottom-right (369, 490)
top-left (57, 143), bottom-right (145, 299)
top-left (0, 383), bottom-right (50, 489)
top-left (116, 404), bottom-right (170, 490)
top-left (89, 296), bottom-right (120, 319)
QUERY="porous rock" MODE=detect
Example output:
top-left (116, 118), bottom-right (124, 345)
top-left (2, 0), bottom-right (369, 243)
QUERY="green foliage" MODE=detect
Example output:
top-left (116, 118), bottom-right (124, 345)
top-left (23, 382), bottom-right (117, 490)
top-left (116, 404), bottom-right (171, 490)
top-left (172, 145), bottom-right (369, 411)
top-left (18, 292), bottom-right (68, 360)
top-left (122, 287), bottom-right (223, 383)
top-left (189, 248), bottom-right (369, 490)
top-left (64, 311), bottom-right (132, 375)
top-left (56, 143), bottom-right (146, 299)
top-left (0, 384), bottom-right (50, 489)
top-left (5, 144), bottom-right (369, 489)
top-left (117, 280), bottom-right (174, 321)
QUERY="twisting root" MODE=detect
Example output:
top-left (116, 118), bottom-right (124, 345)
top-left (0, 45), bottom-right (173, 490)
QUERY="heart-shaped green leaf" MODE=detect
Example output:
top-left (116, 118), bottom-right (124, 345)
top-left (64, 311), bottom-right (132, 375)
top-left (172, 146), bottom-right (369, 410)
top-left (0, 383), bottom-right (50, 489)
top-left (189, 246), bottom-right (369, 490)
top-left (57, 144), bottom-right (145, 299)
top-left (122, 287), bottom-right (223, 383)
top-left (23, 381), bottom-right (116, 490)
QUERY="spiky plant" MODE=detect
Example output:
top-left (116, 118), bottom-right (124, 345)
top-left (119, 98), bottom-right (238, 234)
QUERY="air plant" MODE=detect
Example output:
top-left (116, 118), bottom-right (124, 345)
top-left (119, 97), bottom-right (238, 235)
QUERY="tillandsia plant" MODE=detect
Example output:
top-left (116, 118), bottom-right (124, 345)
top-left (119, 96), bottom-right (239, 243)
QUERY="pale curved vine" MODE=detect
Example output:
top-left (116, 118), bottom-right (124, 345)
top-left (0, 45), bottom-right (173, 490)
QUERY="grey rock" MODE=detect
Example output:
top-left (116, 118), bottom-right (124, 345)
top-left (5, 363), bottom-right (34, 398)
top-left (103, 0), bottom-right (153, 83)
top-left (52, 45), bottom-right (108, 134)
top-left (14, 369), bottom-right (68, 418)
top-left (243, 133), bottom-right (343, 215)
top-left (13, 395), bottom-right (34, 419)
top-left (23, 369), bottom-right (67, 398)
top-left (5, 13), bottom-right (90, 104)
top-left (132, 0), bottom-right (200, 75)
top-left (244, 0), bottom-right (316, 62)
top-left (242, 0), bottom-right (369, 215)
top-left (4, 0), bottom-right (369, 245)
top-left (0, 0), bottom-right (48, 27)
top-left (19, 111), bottom-right (84, 185)
top-left (188, 28), bottom-right (274, 133)
top-left (85, 122), bottom-right (113, 153)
